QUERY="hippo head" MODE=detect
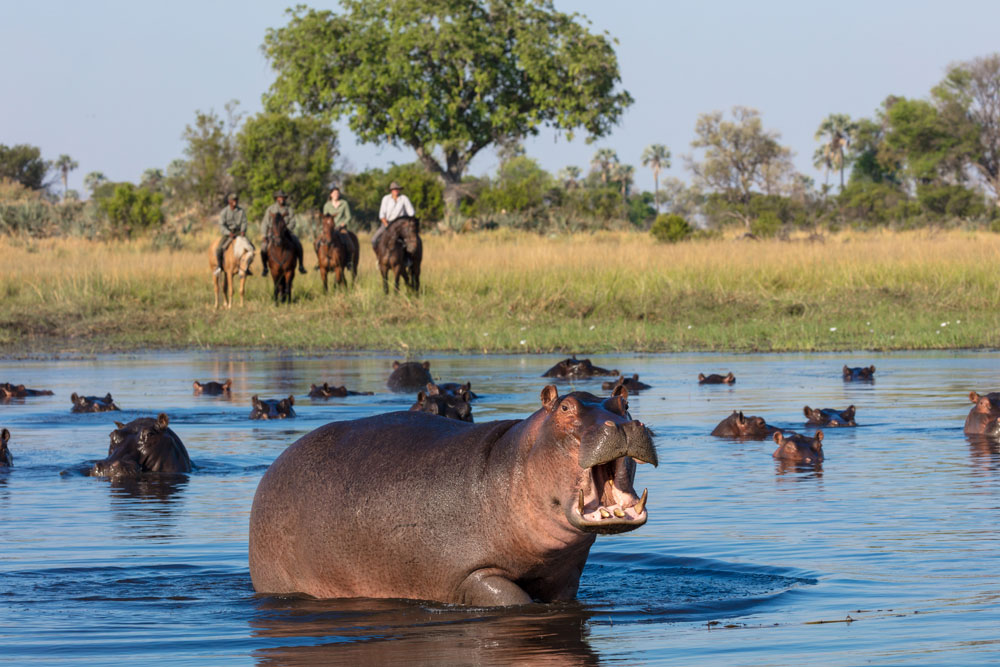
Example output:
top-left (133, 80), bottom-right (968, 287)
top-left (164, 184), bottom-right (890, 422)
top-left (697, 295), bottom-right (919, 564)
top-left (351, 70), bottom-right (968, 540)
top-left (71, 392), bottom-right (118, 412)
top-left (1, 384), bottom-right (20, 398)
top-left (411, 384), bottom-right (473, 422)
top-left (533, 385), bottom-right (658, 535)
top-left (251, 395), bottom-right (296, 420)
top-left (969, 391), bottom-right (1000, 414)
top-left (193, 379), bottom-right (232, 395)
top-left (803, 405), bottom-right (856, 427)
top-left (844, 365), bottom-right (875, 380)
top-left (91, 413), bottom-right (192, 477)
top-left (711, 410), bottom-right (776, 438)
top-left (772, 430), bottom-right (824, 464)
top-left (1, 428), bottom-right (11, 467)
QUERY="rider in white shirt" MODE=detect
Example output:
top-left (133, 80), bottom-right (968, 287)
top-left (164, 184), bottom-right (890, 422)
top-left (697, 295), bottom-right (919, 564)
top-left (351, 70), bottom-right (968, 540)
top-left (372, 181), bottom-right (415, 248)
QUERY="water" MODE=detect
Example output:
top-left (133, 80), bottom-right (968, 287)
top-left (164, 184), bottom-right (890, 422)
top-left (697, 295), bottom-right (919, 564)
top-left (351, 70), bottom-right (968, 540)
top-left (0, 350), bottom-right (998, 665)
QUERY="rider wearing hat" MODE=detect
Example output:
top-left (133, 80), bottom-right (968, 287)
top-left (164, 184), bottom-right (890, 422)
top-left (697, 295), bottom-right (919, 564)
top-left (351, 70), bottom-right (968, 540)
top-left (215, 193), bottom-right (249, 275)
top-left (260, 190), bottom-right (306, 276)
top-left (372, 181), bottom-right (415, 249)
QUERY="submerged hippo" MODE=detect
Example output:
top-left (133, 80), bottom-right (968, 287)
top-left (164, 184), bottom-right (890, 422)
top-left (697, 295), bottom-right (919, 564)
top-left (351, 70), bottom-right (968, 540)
top-left (803, 405), bottom-right (857, 427)
top-left (249, 385), bottom-right (658, 606)
top-left (435, 381), bottom-right (479, 400)
top-left (71, 392), bottom-right (120, 413)
top-left (602, 374), bottom-right (652, 393)
top-left (843, 365), bottom-right (876, 381)
top-left (772, 431), bottom-right (824, 465)
top-left (964, 391), bottom-right (1000, 436)
top-left (308, 383), bottom-right (374, 399)
top-left (250, 395), bottom-right (296, 420)
top-left (89, 414), bottom-right (192, 477)
top-left (542, 357), bottom-right (619, 380)
top-left (193, 379), bottom-right (232, 395)
top-left (387, 361), bottom-right (434, 393)
top-left (410, 383), bottom-right (474, 422)
top-left (1, 428), bottom-right (11, 467)
top-left (698, 372), bottom-right (735, 385)
top-left (1, 382), bottom-right (54, 399)
top-left (711, 411), bottom-right (780, 439)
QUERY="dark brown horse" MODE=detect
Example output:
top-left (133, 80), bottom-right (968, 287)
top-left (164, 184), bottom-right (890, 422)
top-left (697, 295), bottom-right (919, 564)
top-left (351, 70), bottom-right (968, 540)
top-left (266, 213), bottom-right (297, 304)
top-left (315, 215), bottom-right (359, 292)
top-left (374, 216), bottom-right (422, 294)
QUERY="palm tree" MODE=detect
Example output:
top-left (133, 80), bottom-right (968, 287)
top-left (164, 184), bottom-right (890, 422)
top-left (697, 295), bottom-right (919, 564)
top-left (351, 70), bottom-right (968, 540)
top-left (641, 144), bottom-right (671, 212)
top-left (611, 163), bottom-right (634, 215)
top-left (83, 171), bottom-right (107, 195)
top-left (558, 166), bottom-right (582, 189)
top-left (814, 114), bottom-right (857, 190)
top-left (53, 154), bottom-right (78, 201)
top-left (590, 148), bottom-right (619, 184)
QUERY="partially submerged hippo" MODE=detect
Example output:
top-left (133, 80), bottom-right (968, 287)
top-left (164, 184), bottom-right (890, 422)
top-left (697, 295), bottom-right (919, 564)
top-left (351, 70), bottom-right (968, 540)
top-left (71, 392), bottom-right (120, 413)
top-left (602, 374), bottom-right (652, 393)
top-left (772, 431), bottom-right (824, 465)
top-left (193, 379), bottom-right (232, 395)
top-left (699, 372), bottom-right (735, 385)
top-left (711, 411), bottom-right (780, 439)
top-left (843, 365), bottom-right (876, 381)
top-left (387, 361), bottom-right (434, 393)
top-left (542, 357), bottom-right (619, 379)
top-left (250, 395), bottom-right (296, 420)
top-left (435, 381), bottom-right (479, 400)
top-left (803, 405), bottom-right (857, 427)
top-left (89, 414), bottom-right (192, 477)
top-left (410, 383), bottom-right (473, 422)
top-left (308, 383), bottom-right (374, 399)
top-left (249, 385), bottom-right (657, 606)
top-left (964, 391), bottom-right (1000, 436)
top-left (1, 428), bottom-right (11, 467)
top-left (1, 382), bottom-right (54, 399)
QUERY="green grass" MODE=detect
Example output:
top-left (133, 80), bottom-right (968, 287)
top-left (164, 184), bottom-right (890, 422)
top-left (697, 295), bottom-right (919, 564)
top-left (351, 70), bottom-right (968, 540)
top-left (1, 228), bottom-right (999, 355)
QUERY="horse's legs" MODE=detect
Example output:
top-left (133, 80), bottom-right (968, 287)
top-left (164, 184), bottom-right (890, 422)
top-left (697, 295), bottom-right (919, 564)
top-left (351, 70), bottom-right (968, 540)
top-left (321, 266), bottom-right (329, 293)
top-left (273, 276), bottom-right (280, 304)
top-left (380, 264), bottom-right (389, 294)
top-left (334, 265), bottom-right (344, 287)
top-left (394, 265), bottom-right (403, 292)
top-left (284, 271), bottom-right (294, 303)
top-left (226, 266), bottom-right (235, 309)
top-left (237, 273), bottom-right (246, 307)
top-left (411, 263), bottom-right (420, 294)
top-left (213, 272), bottom-right (220, 310)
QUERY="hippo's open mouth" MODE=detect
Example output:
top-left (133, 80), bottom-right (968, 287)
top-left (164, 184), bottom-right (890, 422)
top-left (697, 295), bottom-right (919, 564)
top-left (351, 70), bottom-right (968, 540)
top-left (570, 455), bottom-right (649, 534)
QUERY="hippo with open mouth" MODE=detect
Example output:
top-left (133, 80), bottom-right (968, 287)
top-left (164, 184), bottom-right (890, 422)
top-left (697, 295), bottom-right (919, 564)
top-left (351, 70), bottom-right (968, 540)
top-left (964, 391), bottom-right (1000, 436)
top-left (89, 414), bottom-right (192, 477)
top-left (250, 395), bottom-right (296, 420)
top-left (803, 405), bottom-right (857, 427)
top-left (249, 384), bottom-right (657, 606)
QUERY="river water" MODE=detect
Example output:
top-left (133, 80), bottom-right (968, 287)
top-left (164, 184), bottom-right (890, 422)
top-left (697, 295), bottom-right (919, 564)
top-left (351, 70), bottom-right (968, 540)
top-left (0, 350), bottom-right (997, 665)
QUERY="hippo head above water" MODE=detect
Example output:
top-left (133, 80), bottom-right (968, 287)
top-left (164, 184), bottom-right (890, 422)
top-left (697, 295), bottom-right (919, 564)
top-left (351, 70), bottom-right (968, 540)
top-left (1, 382), bottom-right (54, 399)
top-left (193, 379), bottom-right (232, 395)
top-left (435, 381), bottom-right (479, 400)
top-left (698, 372), bottom-right (735, 385)
top-left (410, 383), bottom-right (474, 422)
top-left (964, 391), bottom-right (1000, 436)
top-left (602, 374), bottom-right (652, 393)
top-left (803, 405), bottom-right (857, 427)
top-left (1, 428), bottom-right (11, 467)
top-left (711, 411), bottom-right (779, 439)
top-left (843, 365), bottom-right (876, 381)
top-left (542, 357), bottom-right (619, 380)
top-left (773, 430), bottom-right (824, 465)
top-left (89, 414), bottom-right (192, 478)
top-left (387, 361), bottom-right (434, 393)
top-left (71, 392), bottom-right (120, 413)
top-left (250, 395), bottom-right (296, 420)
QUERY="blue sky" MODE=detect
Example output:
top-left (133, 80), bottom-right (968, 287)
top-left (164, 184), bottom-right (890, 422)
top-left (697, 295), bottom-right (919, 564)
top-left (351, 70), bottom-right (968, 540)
top-left (3, 1), bottom-right (1000, 196)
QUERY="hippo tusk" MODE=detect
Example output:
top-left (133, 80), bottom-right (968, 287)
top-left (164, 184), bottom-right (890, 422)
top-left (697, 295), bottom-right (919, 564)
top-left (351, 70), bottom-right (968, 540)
top-left (577, 489), bottom-right (585, 515)
top-left (634, 488), bottom-right (648, 515)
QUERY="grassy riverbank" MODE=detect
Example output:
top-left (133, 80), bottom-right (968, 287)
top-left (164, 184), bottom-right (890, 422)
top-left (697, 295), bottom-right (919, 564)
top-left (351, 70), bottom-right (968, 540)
top-left (1, 229), bottom-right (999, 355)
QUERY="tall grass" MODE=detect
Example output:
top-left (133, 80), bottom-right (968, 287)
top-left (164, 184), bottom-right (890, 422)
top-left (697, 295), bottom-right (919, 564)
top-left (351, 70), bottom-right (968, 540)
top-left (1, 229), bottom-right (999, 353)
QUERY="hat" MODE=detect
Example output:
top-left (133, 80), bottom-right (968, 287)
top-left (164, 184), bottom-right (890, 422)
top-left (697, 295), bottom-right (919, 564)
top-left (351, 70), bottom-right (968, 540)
top-left (274, 190), bottom-right (288, 198)
top-left (388, 181), bottom-right (403, 191)
top-left (227, 193), bottom-right (238, 201)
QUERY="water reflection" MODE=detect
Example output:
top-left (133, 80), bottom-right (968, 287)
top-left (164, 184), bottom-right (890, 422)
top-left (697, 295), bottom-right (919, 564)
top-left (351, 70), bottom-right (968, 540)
top-left (250, 596), bottom-right (598, 666)
top-left (105, 473), bottom-right (188, 541)
top-left (774, 460), bottom-right (824, 479)
top-left (966, 435), bottom-right (1000, 472)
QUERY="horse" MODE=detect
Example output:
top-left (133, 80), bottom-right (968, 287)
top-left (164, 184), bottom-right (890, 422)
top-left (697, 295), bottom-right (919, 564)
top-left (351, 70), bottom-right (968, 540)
top-left (315, 215), bottom-right (359, 292)
top-left (374, 216), bottom-right (422, 294)
top-left (266, 213), bottom-right (297, 304)
top-left (209, 235), bottom-right (255, 309)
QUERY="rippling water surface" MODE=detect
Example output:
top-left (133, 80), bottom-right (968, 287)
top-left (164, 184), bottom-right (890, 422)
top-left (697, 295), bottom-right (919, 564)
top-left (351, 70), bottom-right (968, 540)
top-left (1, 350), bottom-right (998, 665)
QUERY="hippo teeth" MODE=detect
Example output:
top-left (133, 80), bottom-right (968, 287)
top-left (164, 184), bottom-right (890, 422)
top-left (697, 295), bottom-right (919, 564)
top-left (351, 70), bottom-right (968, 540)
top-left (577, 489), bottom-right (585, 515)
top-left (634, 488), bottom-right (648, 515)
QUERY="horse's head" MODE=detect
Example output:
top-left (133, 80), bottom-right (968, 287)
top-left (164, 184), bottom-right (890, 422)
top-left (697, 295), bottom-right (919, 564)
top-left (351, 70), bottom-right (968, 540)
top-left (271, 213), bottom-right (290, 243)
top-left (398, 217), bottom-right (420, 253)
top-left (320, 214), bottom-right (337, 241)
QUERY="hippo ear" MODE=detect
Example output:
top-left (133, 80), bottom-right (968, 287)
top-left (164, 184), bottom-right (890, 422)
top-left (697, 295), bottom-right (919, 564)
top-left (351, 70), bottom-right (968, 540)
top-left (426, 383), bottom-right (440, 396)
top-left (844, 405), bottom-right (856, 420)
top-left (287, 395), bottom-right (295, 405)
top-left (104, 393), bottom-right (113, 403)
top-left (223, 379), bottom-right (232, 389)
top-left (803, 406), bottom-right (811, 417)
top-left (114, 421), bottom-right (126, 430)
top-left (416, 391), bottom-right (426, 406)
top-left (727, 372), bottom-right (735, 381)
top-left (393, 361), bottom-right (400, 370)
top-left (423, 361), bottom-right (431, 370)
top-left (1, 428), bottom-right (8, 444)
top-left (71, 392), bottom-right (79, 402)
top-left (632, 374), bottom-right (639, 381)
top-left (612, 383), bottom-right (629, 401)
top-left (843, 365), bottom-right (850, 375)
top-left (868, 366), bottom-right (875, 373)
top-left (157, 413), bottom-right (169, 430)
top-left (970, 391), bottom-right (981, 403)
top-left (462, 382), bottom-right (471, 392)
top-left (737, 411), bottom-right (745, 424)
top-left (540, 385), bottom-right (559, 411)
top-left (252, 394), bottom-right (260, 405)
top-left (193, 381), bottom-right (201, 390)
top-left (698, 373), bottom-right (706, 382)
top-left (773, 431), bottom-right (784, 445)
top-left (815, 430), bottom-right (824, 443)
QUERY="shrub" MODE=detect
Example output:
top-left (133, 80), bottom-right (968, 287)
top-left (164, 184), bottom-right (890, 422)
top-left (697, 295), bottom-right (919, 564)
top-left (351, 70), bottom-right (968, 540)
top-left (99, 184), bottom-right (164, 237)
top-left (650, 213), bottom-right (691, 243)
top-left (750, 212), bottom-right (781, 238)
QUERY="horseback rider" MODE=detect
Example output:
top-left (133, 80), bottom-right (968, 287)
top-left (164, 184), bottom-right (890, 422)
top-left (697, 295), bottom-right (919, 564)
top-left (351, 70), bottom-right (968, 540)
top-left (322, 185), bottom-right (353, 231)
top-left (215, 193), bottom-right (249, 275)
top-left (372, 181), bottom-right (415, 249)
top-left (260, 190), bottom-right (306, 276)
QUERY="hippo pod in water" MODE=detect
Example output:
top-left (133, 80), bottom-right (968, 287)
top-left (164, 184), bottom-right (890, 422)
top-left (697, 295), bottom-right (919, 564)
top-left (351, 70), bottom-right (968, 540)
top-left (844, 365), bottom-right (875, 381)
top-left (308, 383), bottom-right (374, 399)
top-left (542, 357), bottom-right (619, 379)
top-left (1, 382), bottom-right (54, 399)
top-left (249, 384), bottom-right (658, 606)
top-left (387, 361), bottom-right (433, 393)
top-left (71, 392), bottom-right (120, 413)
top-left (772, 430), bottom-right (824, 464)
top-left (89, 414), bottom-right (192, 478)
top-left (699, 372), bottom-right (735, 385)
top-left (711, 411), bottom-right (780, 439)
top-left (804, 405), bottom-right (856, 427)
top-left (410, 383), bottom-right (473, 422)
top-left (193, 379), bottom-right (232, 395)
top-left (964, 391), bottom-right (1000, 437)
top-left (1, 428), bottom-right (11, 467)
top-left (602, 374), bottom-right (651, 393)
top-left (250, 395), bottom-right (296, 420)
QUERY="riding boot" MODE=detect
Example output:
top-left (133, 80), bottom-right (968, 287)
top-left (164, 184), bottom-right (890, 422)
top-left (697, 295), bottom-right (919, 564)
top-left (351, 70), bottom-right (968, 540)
top-left (215, 245), bottom-right (225, 274)
top-left (296, 241), bottom-right (306, 274)
top-left (261, 249), bottom-right (269, 277)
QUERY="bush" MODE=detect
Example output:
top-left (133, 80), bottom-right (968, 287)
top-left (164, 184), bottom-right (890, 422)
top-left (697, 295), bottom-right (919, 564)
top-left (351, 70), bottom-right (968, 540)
top-left (916, 184), bottom-right (986, 219)
top-left (650, 213), bottom-right (692, 243)
top-left (750, 212), bottom-right (781, 238)
top-left (99, 184), bottom-right (164, 237)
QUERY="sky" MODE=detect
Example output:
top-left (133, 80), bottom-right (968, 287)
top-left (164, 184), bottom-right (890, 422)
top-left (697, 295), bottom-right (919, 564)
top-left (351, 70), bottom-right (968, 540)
top-left (3, 1), bottom-right (1000, 197)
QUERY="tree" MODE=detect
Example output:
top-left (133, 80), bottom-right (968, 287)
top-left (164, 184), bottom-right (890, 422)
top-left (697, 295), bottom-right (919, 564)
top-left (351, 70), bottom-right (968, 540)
top-left (641, 144), bottom-right (671, 211)
top-left (179, 100), bottom-right (242, 209)
top-left (590, 148), bottom-right (618, 184)
top-left (479, 156), bottom-right (552, 213)
top-left (83, 171), bottom-right (107, 195)
top-left (557, 165), bottom-right (582, 189)
top-left (99, 183), bottom-right (165, 237)
top-left (814, 114), bottom-right (857, 191)
top-left (230, 112), bottom-right (338, 220)
top-left (262, 1), bottom-right (632, 218)
top-left (141, 168), bottom-right (164, 193)
top-left (52, 154), bottom-right (78, 201)
top-left (611, 162), bottom-right (634, 204)
top-left (882, 97), bottom-right (976, 186)
top-left (0, 144), bottom-right (50, 190)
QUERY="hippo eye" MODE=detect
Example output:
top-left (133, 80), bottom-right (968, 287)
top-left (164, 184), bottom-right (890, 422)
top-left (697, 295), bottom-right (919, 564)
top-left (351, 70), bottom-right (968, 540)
top-left (560, 403), bottom-right (569, 412)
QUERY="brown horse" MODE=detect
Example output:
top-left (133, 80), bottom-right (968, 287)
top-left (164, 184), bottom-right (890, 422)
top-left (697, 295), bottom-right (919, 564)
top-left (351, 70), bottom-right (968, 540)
top-left (266, 213), bottom-right (297, 304)
top-left (374, 216), bottom-right (422, 294)
top-left (209, 236), bottom-right (254, 309)
top-left (315, 215), bottom-right (359, 291)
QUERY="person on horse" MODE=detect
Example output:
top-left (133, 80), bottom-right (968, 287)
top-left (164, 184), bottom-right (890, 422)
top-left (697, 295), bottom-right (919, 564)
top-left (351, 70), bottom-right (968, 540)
top-left (322, 185), bottom-right (353, 231)
top-left (215, 193), bottom-right (249, 275)
top-left (260, 190), bottom-right (306, 276)
top-left (372, 181), bottom-right (415, 249)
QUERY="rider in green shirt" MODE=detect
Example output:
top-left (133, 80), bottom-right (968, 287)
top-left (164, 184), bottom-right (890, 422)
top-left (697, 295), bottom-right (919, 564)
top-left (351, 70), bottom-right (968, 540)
top-left (215, 193), bottom-right (248, 274)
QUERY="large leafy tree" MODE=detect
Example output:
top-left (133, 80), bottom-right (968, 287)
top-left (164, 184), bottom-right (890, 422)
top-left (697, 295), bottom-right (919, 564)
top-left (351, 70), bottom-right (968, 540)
top-left (813, 114), bottom-right (857, 190)
top-left (0, 144), bottom-right (50, 191)
top-left (178, 100), bottom-right (243, 210)
top-left (53, 154), bottom-right (78, 201)
top-left (881, 97), bottom-right (977, 186)
top-left (641, 144), bottom-right (671, 211)
top-left (262, 0), bottom-right (632, 218)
